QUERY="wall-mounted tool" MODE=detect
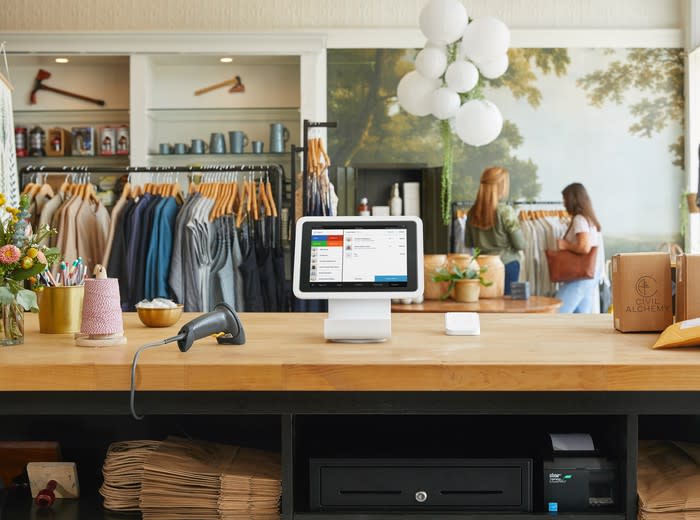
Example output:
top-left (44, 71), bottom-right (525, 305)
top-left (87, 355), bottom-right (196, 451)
top-left (30, 69), bottom-right (106, 106)
top-left (194, 75), bottom-right (245, 96)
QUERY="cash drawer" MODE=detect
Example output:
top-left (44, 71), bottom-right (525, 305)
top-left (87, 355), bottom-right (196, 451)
top-left (310, 458), bottom-right (532, 511)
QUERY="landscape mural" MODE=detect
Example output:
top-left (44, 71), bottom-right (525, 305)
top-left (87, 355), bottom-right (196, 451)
top-left (327, 47), bottom-right (685, 258)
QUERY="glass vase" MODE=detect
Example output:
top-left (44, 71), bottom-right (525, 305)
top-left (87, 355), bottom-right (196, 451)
top-left (0, 301), bottom-right (24, 346)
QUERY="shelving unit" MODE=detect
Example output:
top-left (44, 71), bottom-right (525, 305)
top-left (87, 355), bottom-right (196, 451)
top-left (17, 155), bottom-right (130, 168)
top-left (7, 54), bottom-right (301, 171)
top-left (0, 394), bottom-right (689, 520)
top-left (131, 55), bottom-right (300, 166)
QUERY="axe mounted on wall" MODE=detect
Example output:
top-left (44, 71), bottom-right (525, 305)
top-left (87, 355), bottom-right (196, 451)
top-left (194, 75), bottom-right (245, 96)
top-left (30, 69), bottom-right (106, 106)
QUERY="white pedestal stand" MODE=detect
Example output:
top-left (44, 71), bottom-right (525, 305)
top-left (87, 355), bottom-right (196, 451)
top-left (324, 299), bottom-right (391, 343)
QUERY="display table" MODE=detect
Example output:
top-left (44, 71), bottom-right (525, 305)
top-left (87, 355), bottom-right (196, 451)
top-left (1, 312), bottom-right (699, 520)
top-left (392, 295), bottom-right (562, 314)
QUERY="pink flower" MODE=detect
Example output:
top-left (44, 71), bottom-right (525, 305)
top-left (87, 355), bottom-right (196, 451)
top-left (0, 245), bottom-right (20, 265)
top-left (36, 251), bottom-right (47, 265)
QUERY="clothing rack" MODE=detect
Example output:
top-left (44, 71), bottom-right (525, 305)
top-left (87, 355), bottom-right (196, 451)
top-left (289, 119), bottom-right (337, 270)
top-left (511, 200), bottom-right (563, 206)
top-left (20, 164), bottom-right (285, 175)
top-left (451, 199), bottom-right (562, 213)
top-left (20, 164), bottom-right (285, 217)
top-left (290, 119), bottom-right (337, 220)
top-left (450, 200), bottom-right (565, 253)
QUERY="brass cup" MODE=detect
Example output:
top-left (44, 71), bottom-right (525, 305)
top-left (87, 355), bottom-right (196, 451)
top-left (38, 286), bottom-right (85, 334)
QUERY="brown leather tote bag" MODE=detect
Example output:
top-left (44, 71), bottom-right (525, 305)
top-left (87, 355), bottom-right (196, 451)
top-left (545, 246), bottom-right (597, 283)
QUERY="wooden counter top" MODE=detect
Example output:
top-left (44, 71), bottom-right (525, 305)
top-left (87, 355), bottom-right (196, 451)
top-left (392, 295), bottom-right (562, 313)
top-left (0, 312), bottom-right (698, 392)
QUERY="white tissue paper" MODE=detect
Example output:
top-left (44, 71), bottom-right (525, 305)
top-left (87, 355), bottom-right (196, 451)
top-left (136, 298), bottom-right (178, 309)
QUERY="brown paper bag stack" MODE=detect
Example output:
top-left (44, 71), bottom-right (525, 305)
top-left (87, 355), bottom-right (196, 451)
top-left (100, 440), bottom-right (162, 511)
top-left (638, 440), bottom-right (700, 520)
top-left (100, 436), bottom-right (280, 520)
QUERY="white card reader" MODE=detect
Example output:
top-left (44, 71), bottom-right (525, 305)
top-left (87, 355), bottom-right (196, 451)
top-left (445, 312), bottom-right (480, 336)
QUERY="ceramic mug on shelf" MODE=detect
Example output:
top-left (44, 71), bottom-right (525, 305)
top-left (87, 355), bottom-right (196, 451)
top-left (210, 132), bottom-right (227, 154)
top-left (158, 143), bottom-right (172, 155)
top-left (229, 131), bottom-right (248, 154)
top-left (173, 143), bottom-right (188, 154)
top-left (190, 138), bottom-right (208, 155)
top-left (251, 140), bottom-right (264, 154)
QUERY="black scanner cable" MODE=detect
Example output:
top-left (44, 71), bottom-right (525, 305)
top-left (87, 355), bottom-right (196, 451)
top-left (129, 302), bottom-right (246, 420)
top-left (130, 335), bottom-right (185, 420)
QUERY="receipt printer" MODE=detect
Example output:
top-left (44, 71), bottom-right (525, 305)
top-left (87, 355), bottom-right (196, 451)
top-left (543, 433), bottom-right (617, 513)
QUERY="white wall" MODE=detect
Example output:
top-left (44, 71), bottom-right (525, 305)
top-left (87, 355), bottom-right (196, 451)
top-left (0, 0), bottom-right (682, 32)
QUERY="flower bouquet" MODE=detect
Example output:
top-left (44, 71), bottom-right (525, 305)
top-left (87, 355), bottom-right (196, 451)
top-left (0, 193), bottom-right (60, 345)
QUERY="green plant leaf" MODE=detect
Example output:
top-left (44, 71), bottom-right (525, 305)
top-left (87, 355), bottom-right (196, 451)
top-left (16, 289), bottom-right (38, 312)
top-left (441, 280), bottom-right (456, 300)
top-left (0, 286), bottom-right (14, 305)
top-left (11, 262), bottom-right (47, 281)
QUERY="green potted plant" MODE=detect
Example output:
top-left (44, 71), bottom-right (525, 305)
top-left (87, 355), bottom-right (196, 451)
top-left (431, 248), bottom-right (492, 302)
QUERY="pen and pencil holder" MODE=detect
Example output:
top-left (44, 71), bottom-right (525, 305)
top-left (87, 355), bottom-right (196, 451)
top-left (38, 286), bottom-right (85, 334)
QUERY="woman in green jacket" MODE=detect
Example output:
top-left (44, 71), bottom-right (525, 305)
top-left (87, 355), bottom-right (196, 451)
top-left (465, 167), bottom-right (526, 295)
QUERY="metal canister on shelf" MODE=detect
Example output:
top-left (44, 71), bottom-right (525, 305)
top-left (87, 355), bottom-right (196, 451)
top-left (14, 126), bottom-right (27, 157)
top-left (100, 126), bottom-right (116, 156)
top-left (115, 125), bottom-right (129, 155)
top-left (29, 126), bottom-right (46, 157)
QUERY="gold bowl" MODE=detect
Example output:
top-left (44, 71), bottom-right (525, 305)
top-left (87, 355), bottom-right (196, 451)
top-left (136, 305), bottom-right (184, 328)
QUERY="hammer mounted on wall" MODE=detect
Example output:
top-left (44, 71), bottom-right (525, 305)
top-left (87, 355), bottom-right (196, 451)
top-left (30, 69), bottom-right (106, 106)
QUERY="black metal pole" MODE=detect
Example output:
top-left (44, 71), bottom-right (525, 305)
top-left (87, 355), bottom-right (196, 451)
top-left (302, 119), bottom-right (310, 217)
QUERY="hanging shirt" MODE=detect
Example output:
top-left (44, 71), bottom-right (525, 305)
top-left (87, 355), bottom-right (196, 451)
top-left (75, 197), bottom-right (110, 275)
top-left (169, 193), bottom-right (200, 305)
top-left (230, 219), bottom-right (245, 312)
top-left (125, 193), bottom-right (153, 309)
top-left (153, 197), bottom-right (179, 300)
top-left (37, 192), bottom-right (64, 246)
top-left (108, 198), bottom-right (136, 309)
top-left (238, 221), bottom-right (264, 312)
top-left (102, 195), bottom-right (128, 268)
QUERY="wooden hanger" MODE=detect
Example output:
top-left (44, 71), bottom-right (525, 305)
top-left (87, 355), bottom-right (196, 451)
top-left (170, 181), bottom-right (184, 204)
top-left (250, 180), bottom-right (258, 220)
top-left (36, 174), bottom-right (55, 199)
top-left (317, 137), bottom-right (331, 169)
top-left (21, 180), bottom-right (36, 195)
top-left (265, 178), bottom-right (277, 217)
top-left (236, 182), bottom-right (248, 228)
top-left (257, 179), bottom-right (268, 217)
top-left (309, 138), bottom-right (319, 176)
top-left (226, 182), bottom-right (239, 216)
top-left (210, 180), bottom-right (229, 221)
top-left (119, 181), bottom-right (131, 203)
top-left (58, 176), bottom-right (71, 195)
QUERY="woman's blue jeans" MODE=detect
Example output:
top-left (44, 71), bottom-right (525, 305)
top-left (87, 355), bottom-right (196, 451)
top-left (556, 278), bottom-right (598, 313)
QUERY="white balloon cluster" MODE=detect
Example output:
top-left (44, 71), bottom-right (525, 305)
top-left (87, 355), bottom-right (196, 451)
top-left (397, 0), bottom-right (510, 147)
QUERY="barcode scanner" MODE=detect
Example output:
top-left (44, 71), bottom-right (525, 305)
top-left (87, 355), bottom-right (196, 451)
top-left (176, 302), bottom-right (245, 351)
top-left (130, 302), bottom-right (246, 419)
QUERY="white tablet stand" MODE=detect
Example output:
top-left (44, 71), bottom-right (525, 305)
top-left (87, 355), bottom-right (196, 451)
top-left (293, 216), bottom-right (423, 344)
top-left (324, 299), bottom-right (391, 343)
